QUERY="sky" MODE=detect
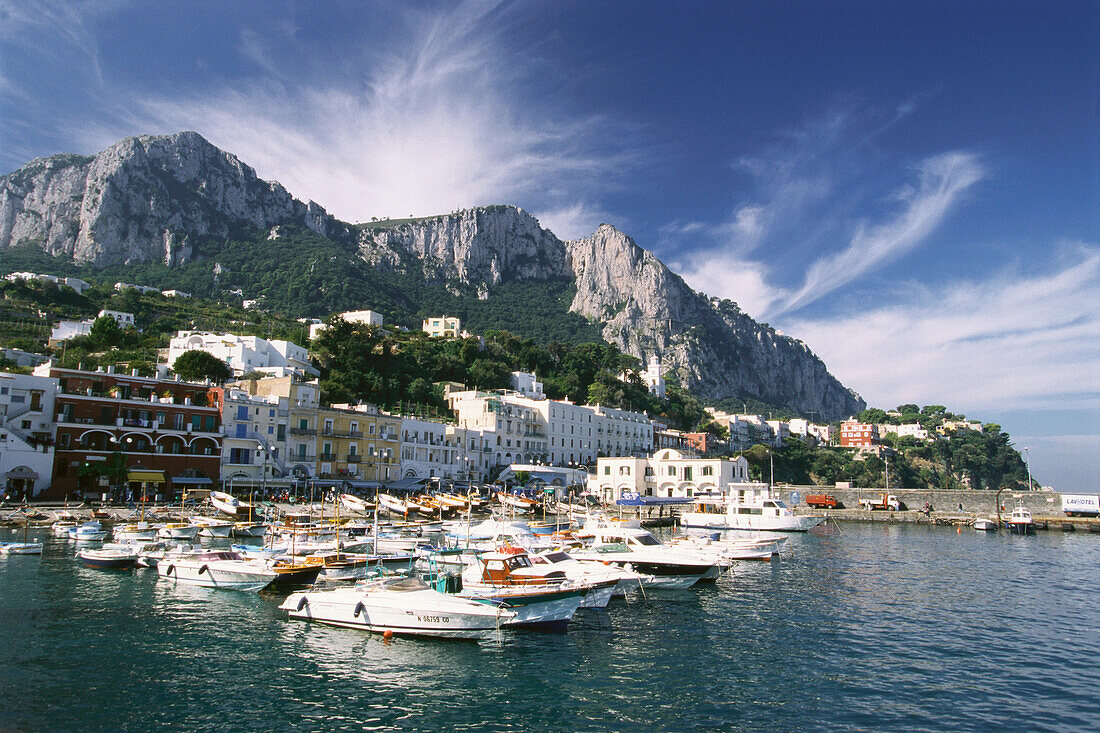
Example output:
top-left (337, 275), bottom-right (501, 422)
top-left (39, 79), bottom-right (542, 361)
top-left (0, 0), bottom-right (1097, 489)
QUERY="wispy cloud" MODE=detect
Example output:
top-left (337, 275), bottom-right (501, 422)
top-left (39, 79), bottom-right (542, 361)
top-left (772, 151), bottom-right (984, 317)
top-left (785, 244), bottom-right (1100, 413)
top-left (71, 0), bottom-right (641, 231)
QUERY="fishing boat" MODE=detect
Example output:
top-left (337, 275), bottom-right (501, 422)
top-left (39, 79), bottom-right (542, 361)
top-left (188, 515), bottom-right (235, 538)
top-left (268, 556), bottom-right (326, 586)
top-left (973, 517), bottom-right (998, 531)
top-left (114, 521), bottom-right (159, 542)
top-left (231, 522), bottom-right (267, 538)
top-left (281, 576), bottom-right (514, 639)
top-left (339, 494), bottom-right (373, 514)
top-left (210, 490), bottom-right (256, 518)
top-left (679, 483), bottom-right (825, 532)
top-left (377, 493), bottom-right (412, 518)
top-left (157, 522), bottom-right (201, 541)
top-left (157, 549), bottom-right (278, 591)
top-left (496, 491), bottom-right (539, 513)
top-left (78, 547), bottom-right (139, 569)
top-left (1, 516), bottom-right (43, 554)
top-left (1005, 505), bottom-right (1035, 535)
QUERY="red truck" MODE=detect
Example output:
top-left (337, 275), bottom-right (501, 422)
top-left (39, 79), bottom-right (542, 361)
top-left (806, 494), bottom-right (839, 508)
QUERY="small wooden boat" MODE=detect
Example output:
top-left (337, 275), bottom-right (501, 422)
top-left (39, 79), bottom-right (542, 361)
top-left (210, 491), bottom-right (256, 518)
top-left (973, 517), bottom-right (998, 531)
top-left (339, 494), bottom-right (372, 514)
top-left (0, 542), bottom-right (43, 555)
top-left (269, 556), bottom-right (325, 586)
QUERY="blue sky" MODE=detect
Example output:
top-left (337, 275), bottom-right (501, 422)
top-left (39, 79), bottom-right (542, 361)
top-left (1, 0), bottom-right (1097, 489)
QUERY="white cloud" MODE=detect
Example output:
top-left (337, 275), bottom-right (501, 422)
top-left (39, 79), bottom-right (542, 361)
top-left (73, 0), bottom-right (642, 225)
top-left (535, 202), bottom-right (617, 242)
top-left (772, 151), bottom-right (984, 317)
top-left (676, 255), bottom-right (786, 320)
top-left (784, 245), bottom-right (1100, 414)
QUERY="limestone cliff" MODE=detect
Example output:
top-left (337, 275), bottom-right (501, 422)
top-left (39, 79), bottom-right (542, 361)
top-left (0, 132), bottom-right (339, 266)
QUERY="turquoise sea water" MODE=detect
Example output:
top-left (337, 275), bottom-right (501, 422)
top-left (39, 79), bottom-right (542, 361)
top-left (1, 523), bottom-right (1098, 732)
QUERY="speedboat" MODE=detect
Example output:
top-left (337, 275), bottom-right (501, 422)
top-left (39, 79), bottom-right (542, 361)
top-left (189, 515), bottom-right (235, 538)
top-left (69, 521), bottom-right (108, 542)
top-left (973, 517), bottom-right (998, 531)
top-left (529, 549), bottom-right (650, 597)
top-left (157, 549), bottom-right (278, 591)
top-left (458, 549), bottom-right (588, 628)
top-left (281, 576), bottom-right (514, 640)
top-left (679, 483), bottom-right (825, 531)
top-left (78, 547), bottom-right (139, 569)
top-left (668, 532), bottom-right (784, 562)
top-left (1006, 505), bottom-right (1035, 535)
top-left (571, 519), bottom-right (718, 588)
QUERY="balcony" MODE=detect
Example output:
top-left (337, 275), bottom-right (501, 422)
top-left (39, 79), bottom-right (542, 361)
top-left (288, 454), bottom-right (316, 463)
top-left (318, 452), bottom-right (338, 462)
top-left (289, 427), bottom-right (313, 436)
top-left (346, 454), bottom-right (362, 463)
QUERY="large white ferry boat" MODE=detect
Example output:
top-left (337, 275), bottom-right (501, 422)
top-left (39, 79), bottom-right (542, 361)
top-left (679, 483), bottom-right (824, 532)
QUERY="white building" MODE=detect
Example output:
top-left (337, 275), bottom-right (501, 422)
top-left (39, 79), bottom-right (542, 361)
top-left (587, 448), bottom-right (751, 503)
top-left (161, 289), bottom-right (191, 298)
top-left (879, 423), bottom-right (932, 441)
top-left (5, 273), bottom-right (90, 294)
top-left (447, 389), bottom-right (652, 469)
top-left (399, 416), bottom-right (458, 480)
top-left (48, 309), bottom-right (136, 345)
top-left (641, 355), bottom-right (666, 399)
top-left (167, 332), bottom-right (318, 378)
top-left (422, 315), bottom-right (461, 338)
top-left (510, 371), bottom-right (544, 399)
top-left (309, 310), bottom-right (384, 340)
top-left (114, 282), bottom-right (159, 295)
top-left (0, 372), bottom-right (58, 497)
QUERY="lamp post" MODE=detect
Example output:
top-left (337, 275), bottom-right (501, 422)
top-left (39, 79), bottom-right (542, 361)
top-left (1024, 446), bottom-right (1033, 491)
top-left (256, 446), bottom-right (269, 499)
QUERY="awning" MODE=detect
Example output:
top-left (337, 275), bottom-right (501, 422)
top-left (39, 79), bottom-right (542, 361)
top-left (128, 470), bottom-right (166, 483)
top-left (616, 494), bottom-right (694, 506)
top-left (172, 476), bottom-right (213, 486)
top-left (5, 466), bottom-right (38, 480)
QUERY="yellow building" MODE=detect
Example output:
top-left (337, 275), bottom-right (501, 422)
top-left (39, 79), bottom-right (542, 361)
top-left (318, 405), bottom-right (400, 482)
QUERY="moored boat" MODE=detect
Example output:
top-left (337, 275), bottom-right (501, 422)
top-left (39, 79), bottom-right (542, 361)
top-left (281, 576), bottom-right (514, 639)
top-left (679, 483), bottom-right (824, 532)
top-left (210, 490), bottom-right (256, 518)
top-left (458, 550), bottom-right (587, 628)
top-left (157, 550), bottom-right (278, 591)
top-left (78, 547), bottom-right (139, 569)
top-left (1005, 505), bottom-right (1035, 535)
top-left (973, 517), bottom-right (998, 531)
top-left (0, 541), bottom-right (43, 555)
top-left (69, 521), bottom-right (108, 542)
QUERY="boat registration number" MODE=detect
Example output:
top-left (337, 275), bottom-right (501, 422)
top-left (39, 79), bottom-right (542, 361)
top-left (417, 615), bottom-right (449, 624)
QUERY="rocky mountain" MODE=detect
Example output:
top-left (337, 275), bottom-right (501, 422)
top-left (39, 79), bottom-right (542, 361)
top-left (0, 132), bottom-right (864, 419)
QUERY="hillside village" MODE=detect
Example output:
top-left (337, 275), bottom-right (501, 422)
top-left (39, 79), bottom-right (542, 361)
top-left (0, 271), bottom-right (1033, 502)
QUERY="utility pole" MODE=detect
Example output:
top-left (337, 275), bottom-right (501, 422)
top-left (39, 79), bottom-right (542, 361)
top-left (1024, 446), bottom-right (1033, 491)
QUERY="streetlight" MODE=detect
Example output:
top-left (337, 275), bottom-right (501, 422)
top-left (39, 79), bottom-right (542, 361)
top-left (1024, 446), bottom-right (1033, 491)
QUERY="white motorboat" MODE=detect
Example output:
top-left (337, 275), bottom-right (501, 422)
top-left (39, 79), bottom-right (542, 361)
top-left (572, 519), bottom-right (718, 588)
top-left (210, 491), bottom-right (256, 518)
top-left (189, 515), bottom-right (235, 538)
top-left (52, 520), bottom-right (79, 537)
top-left (1006, 505), bottom-right (1035, 535)
top-left (157, 523), bottom-right (201, 541)
top-left (522, 549), bottom-right (642, 605)
top-left (78, 547), bottom-right (139, 569)
top-left (679, 483), bottom-right (825, 532)
top-left (157, 549), bottom-right (278, 591)
top-left (281, 576), bottom-right (514, 639)
top-left (973, 517), bottom-right (998, 531)
top-left (668, 532), bottom-right (784, 562)
top-left (114, 521), bottom-right (160, 542)
top-left (69, 521), bottom-right (108, 542)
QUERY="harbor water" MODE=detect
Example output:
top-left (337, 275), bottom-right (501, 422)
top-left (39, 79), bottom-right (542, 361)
top-left (2, 523), bottom-right (1098, 732)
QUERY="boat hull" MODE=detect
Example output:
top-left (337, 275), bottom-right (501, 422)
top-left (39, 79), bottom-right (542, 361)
top-left (281, 585), bottom-right (510, 639)
top-left (460, 586), bottom-right (585, 629)
top-left (0, 542), bottom-right (43, 555)
top-left (679, 512), bottom-right (824, 532)
top-left (158, 560), bottom-right (277, 591)
top-left (78, 550), bottom-right (138, 569)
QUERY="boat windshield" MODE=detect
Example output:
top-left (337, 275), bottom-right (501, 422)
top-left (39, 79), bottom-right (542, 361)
top-left (540, 552), bottom-right (571, 563)
top-left (631, 535), bottom-right (661, 546)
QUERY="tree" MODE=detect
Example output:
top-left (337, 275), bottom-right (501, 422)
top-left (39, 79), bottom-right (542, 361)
top-left (172, 350), bottom-right (233, 383)
top-left (88, 315), bottom-right (124, 349)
